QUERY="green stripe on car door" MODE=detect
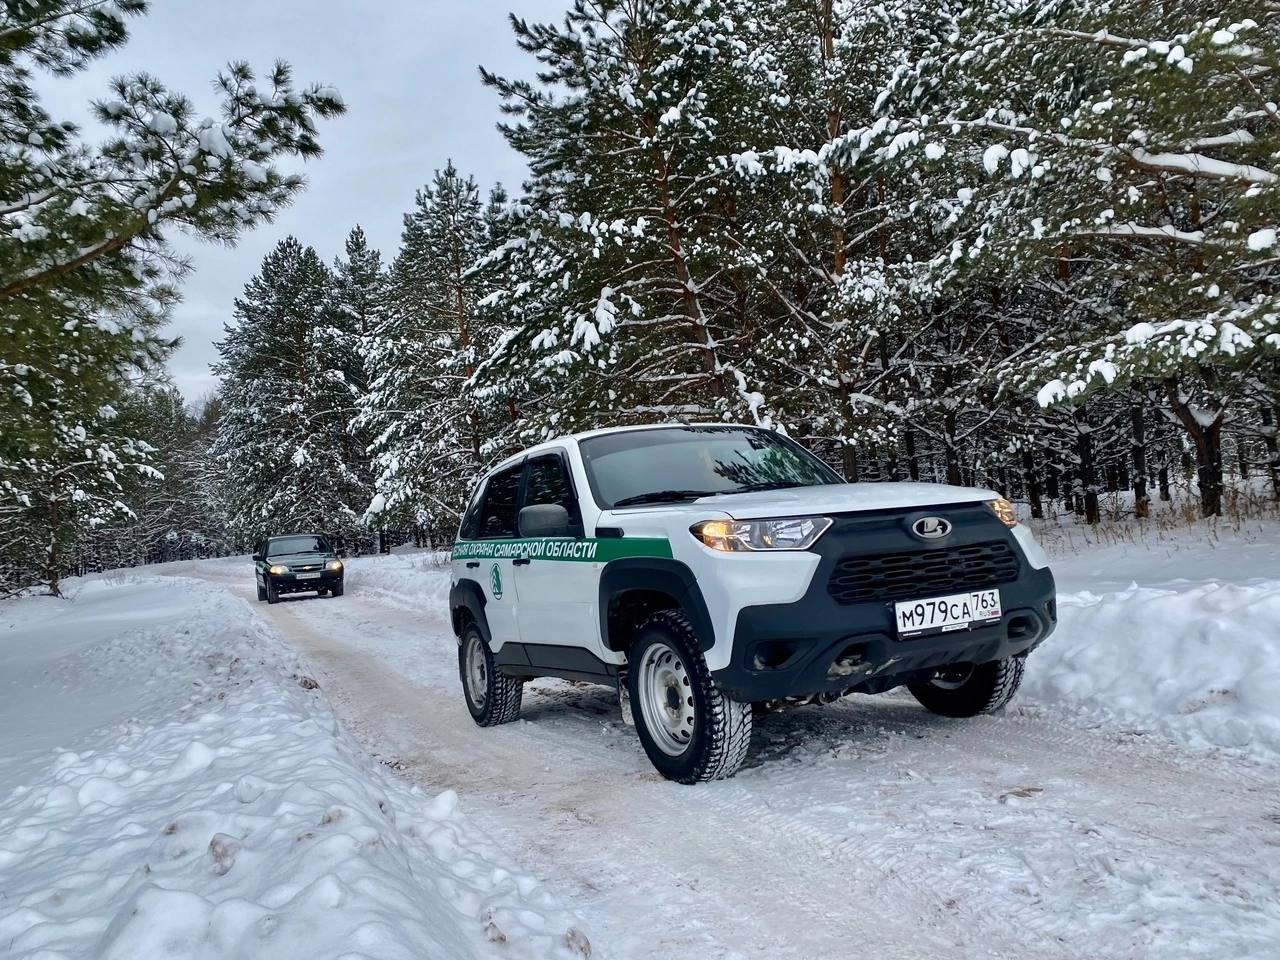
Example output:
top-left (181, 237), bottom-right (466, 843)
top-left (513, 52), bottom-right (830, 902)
top-left (453, 537), bottom-right (672, 562)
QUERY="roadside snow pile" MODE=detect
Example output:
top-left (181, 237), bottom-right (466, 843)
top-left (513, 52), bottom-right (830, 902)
top-left (1025, 528), bottom-right (1280, 757)
top-left (340, 549), bottom-right (452, 610)
top-left (0, 580), bottom-right (588, 960)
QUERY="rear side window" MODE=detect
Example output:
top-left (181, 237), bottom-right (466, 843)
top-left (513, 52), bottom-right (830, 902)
top-left (524, 454), bottom-right (582, 529)
top-left (476, 464), bottom-right (523, 539)
top-left (458, 486), bottom-right (484, 541)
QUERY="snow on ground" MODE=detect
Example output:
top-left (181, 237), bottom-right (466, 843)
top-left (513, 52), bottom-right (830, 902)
top-left (0, 578), bottom-right (589, 960)
top-left (4, 519), bottom-right (1280, 959)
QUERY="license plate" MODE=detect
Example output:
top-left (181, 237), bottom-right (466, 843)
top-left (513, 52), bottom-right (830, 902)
top-left (296, 572), bottom-right (321, 580)
top-left (894, 589), bottom-right (1002, 639)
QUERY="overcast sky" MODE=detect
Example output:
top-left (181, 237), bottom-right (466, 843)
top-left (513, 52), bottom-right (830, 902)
top-left (40, 0), bottom-right (567, 403)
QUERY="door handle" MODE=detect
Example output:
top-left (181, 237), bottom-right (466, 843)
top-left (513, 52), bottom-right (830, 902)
top-left (465, 561), bottom-right (479, 569)
top-left (513, 557), bottom-right (531, 566)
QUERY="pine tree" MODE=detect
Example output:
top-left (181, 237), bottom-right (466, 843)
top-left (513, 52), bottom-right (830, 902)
top-left (213, 238), bottom-right (370, 544)
top-left (874, 0), bottom-right (1280, 515)
top-left (1, 0), bottom-right (344, 591)
top-left (359, 164), bottom-right (507, 535)
top-left (477, 1), bottom-right (774, 437)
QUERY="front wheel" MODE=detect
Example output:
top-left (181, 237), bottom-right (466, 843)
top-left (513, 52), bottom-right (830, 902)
top-left (459, 626), bottom-right (522, 726)
top-left (907, 655), bottom-right (1026, 718)
top-left (627, 610), bottom-right (752, 784)
top-left (329, 581), bottom-right (344, 598)
top-left (256, 578), bottom-right (267, 602)
top-left (266, 579), bottom-right (279, 605)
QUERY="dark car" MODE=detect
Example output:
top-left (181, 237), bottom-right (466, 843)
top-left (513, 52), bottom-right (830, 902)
top-left (253, 534), bottom-right (345, 603)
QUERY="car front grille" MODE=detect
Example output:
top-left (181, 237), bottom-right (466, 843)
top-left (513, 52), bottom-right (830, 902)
top-left (827, 540), bottom-right (1020, 605)
top-left (294, 563), bottom-right (323, 572)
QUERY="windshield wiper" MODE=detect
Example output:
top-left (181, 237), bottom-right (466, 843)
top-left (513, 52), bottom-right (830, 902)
top-left (736, 480), bottom-right (811, 493)
top-left (612, 489), bottom-right (715, 508)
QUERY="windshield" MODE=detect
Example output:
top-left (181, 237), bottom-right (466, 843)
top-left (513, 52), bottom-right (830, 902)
top-left (579, 427), bottom-right (842, 509)
top-left (267, 535), bottom-right (331, 557)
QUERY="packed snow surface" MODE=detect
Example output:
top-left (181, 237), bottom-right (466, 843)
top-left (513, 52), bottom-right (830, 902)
top-left (0, 579), bottom-right (587, 959)
top-left (3, 521), bottom-right (1280, 959)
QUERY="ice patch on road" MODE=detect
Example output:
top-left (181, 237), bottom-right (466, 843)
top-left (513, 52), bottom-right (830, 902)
top-left (0, 583), bottom-right (588, 960)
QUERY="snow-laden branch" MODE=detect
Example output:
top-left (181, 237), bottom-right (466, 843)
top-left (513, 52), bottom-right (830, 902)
top-left (1129, 147), bottom-right (1276, 184)
top-left (1071, 222), bottom-right (1212, 245)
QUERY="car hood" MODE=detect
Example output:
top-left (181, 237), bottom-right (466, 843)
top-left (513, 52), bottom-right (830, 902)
top-left (611, 482), bottom-right (998, 521)
top-left (265, 552), bottom-right (336, 566)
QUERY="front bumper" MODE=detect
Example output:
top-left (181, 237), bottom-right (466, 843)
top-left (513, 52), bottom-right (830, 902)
top-left (267, 572), bottom-right (343, 594)
top-left (710, 506), bottom-right (1056, 702)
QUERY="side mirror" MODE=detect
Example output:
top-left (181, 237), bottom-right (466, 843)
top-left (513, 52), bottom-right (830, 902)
top-left (519, 504), bottom-right (574, 538)
top-left (252, 552), bottom-right (263, 562)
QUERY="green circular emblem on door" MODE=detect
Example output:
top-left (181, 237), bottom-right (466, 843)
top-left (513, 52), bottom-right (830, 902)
top-left (489, 562), bottom-right (503, 599)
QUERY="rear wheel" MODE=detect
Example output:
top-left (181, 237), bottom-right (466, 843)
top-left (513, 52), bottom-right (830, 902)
top-left (907, 655), bottom-right (1026, 717)
top-left (627, 610), bottom-right (751, 784)
top-left (459, 626), bottom-right (522, 726)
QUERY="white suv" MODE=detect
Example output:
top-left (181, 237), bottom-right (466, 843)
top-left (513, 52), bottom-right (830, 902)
top-left (450, 424), bottom-right (1056, 783)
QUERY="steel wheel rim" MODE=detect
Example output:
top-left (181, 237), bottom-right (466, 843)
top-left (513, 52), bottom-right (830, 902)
top-left (930, 664), bottom-right (975, 691)
top-left (465, 635), bottom-right (489, 708)
top-left (637, 642), bottom-right (695, 756)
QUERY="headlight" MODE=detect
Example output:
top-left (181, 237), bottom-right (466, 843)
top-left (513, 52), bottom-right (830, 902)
top-left (987, 497), bottom-right (1019, 528)
top-left (325, 559), bottom-right (343, 572)
top-left (691, 516), bottom-right (832, 552)
top-left (268, 564), bottom-right (289, 575)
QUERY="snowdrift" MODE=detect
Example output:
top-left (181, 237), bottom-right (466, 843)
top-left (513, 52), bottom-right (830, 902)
top-left (0, 579), bottom-right (588, 959)
top-left (1025, 576), bottom-right (1280, 756)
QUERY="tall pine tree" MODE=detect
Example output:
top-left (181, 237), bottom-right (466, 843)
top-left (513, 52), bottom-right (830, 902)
top-left (359, 164), bottom-right (508, 535)
top-left (213, 238), bottom-right (371, 544)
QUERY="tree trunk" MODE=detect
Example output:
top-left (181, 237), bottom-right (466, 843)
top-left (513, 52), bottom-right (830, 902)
top-left (651, 140), bottom-right (722, 400)
top-left (820, 0), bottom-right (847, 278)
top-left (1076, 420), bottom-right (1100, 524)
top-left (904, 429), bottom-right (920, 481)
top-left (1022, 450), bottom-right (1044, 519)
top-left (44, 497), bottom-right (63, 598)
top-left (1261, 403), bottom-right (1280, 501)
top-left (1130, 398), bottom-right (1150, 518)
top-left (1163, 379), bottom-right (1225, 518)
top-left (943, 413), bottom-right (961, 486)
top-left (842, 443), bottom-right (860, 483)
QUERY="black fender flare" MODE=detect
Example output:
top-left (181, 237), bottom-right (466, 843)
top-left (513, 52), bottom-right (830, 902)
top-left (449, 579), bottom-right (491, 646)
top-left (598, 557), bottom-right (715, 653)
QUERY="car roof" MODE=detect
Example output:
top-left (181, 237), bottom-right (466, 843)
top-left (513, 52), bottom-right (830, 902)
top-left (486, 423), bottom-right (768, 475)
top-left (267, 533), bottom-right (328, 541)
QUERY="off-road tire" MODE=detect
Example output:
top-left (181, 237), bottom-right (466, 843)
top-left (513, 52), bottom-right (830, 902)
top-left (330, 582), bottom-right (344, 598)
top-left (459, 624), bottom-right (522, 726)
top-left (907, 654), bottom-right (1026, 718)
top-left (627, 609), bottom-right (752, 784)
top-left (256, 579), bottom-right (267, 602)
top-left (266, 579), bottom-right (280, 605)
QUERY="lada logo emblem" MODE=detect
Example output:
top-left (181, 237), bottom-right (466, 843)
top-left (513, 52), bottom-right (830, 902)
top-left (912, 516), bottom-right (952, 540)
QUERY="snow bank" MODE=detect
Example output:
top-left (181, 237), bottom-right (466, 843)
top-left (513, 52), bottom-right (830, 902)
top-left (1024, 525), bottom-right (1280, 758)
top-left (0, 581), bottom-right (588, 959)
top-left (339, 549), bottom-right (452, 610)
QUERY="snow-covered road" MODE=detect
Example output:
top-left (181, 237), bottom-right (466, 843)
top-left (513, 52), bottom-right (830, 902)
top-left (185, 545), bottom-right (1280, 960)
